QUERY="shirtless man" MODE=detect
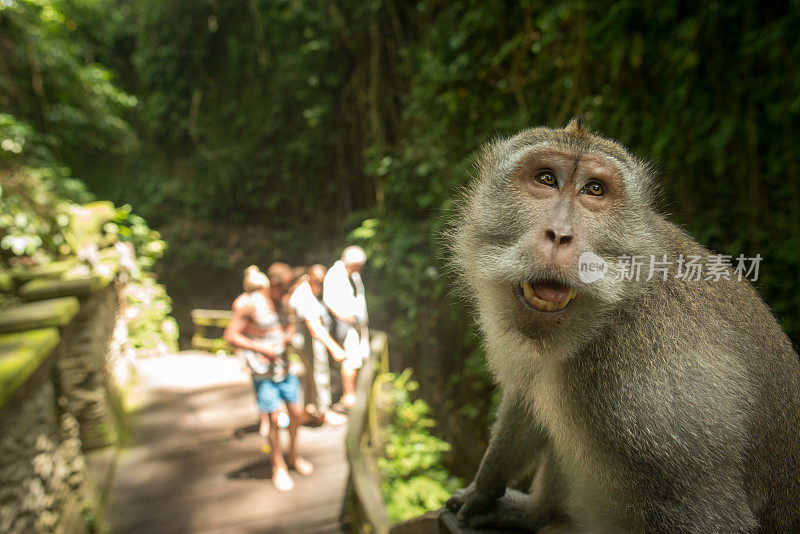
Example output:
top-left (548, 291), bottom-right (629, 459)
top-left (224, 265), bottom-right (312, 492)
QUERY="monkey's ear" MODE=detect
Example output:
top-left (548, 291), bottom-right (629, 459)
top-left (564, 115), bottom-right (586, 137)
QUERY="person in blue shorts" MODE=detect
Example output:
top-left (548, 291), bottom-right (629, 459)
top-left (224, 265), bottom-right (313, 492)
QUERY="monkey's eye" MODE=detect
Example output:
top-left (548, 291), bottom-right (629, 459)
top-left (535, 171), bottom-right (558, 188)
top-left (581, 180), bottom-right (605, 196)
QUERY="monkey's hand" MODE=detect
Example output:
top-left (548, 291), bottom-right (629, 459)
top-left (445, 481), bottom-right (503, 522)
top-left (458, 488), bottom-right (541, 531)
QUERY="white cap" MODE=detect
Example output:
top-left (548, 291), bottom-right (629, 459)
top-left (342, 245), bottom-right (366, 266)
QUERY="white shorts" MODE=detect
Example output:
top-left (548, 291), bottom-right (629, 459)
top-left (341, 327), bottom-right (368, 371)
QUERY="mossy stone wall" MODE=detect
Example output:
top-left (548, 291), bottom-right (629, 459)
top-left (0, 246), bottom-right (123, 533)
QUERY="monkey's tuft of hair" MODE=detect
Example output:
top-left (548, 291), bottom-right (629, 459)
top-left (564, 115), bottom-right (586, 138)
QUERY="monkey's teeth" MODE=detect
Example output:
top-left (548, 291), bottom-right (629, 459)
top-left (522, 280), bottom-right (535, 300)
top-left (521, 283), bottom-right (576, 312)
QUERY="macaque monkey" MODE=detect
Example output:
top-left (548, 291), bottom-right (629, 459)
top-left (446, 118), bottom-right (800, 533)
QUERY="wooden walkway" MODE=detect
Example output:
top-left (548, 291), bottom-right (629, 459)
top-left (107, 352), bottom-right (347, 534)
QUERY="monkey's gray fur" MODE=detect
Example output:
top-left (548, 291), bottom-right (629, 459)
top-left (445, 119), bottom-right (800, 533)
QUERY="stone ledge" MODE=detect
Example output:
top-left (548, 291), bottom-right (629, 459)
top-left (0, 297), bottom-right (80, 334)
top-left (439, 511), bottom-right (527, 534)
top-left (19, 276), bottom-right (109, 301)
top-left (0, 328), bottom-right (60, 409)
top-left (12, 258), bottom-right (81, 284)
top-left (15, 246), bottom-right (120, 303)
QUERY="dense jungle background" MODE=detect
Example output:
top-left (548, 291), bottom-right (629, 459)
top-left (2, 0), bottom-right (799, 496)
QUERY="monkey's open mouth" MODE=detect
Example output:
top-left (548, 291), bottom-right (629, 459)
top-left (517, 280), bottom-right (576, 313)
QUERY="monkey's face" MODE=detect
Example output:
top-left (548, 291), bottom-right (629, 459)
top-left (453, 126), bottom-right (656, 343)
top-left (504, 147), bottom-right (622, 333)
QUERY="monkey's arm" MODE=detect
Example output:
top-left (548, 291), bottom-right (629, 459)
top-left (447, 391), bottom-right (548, 519)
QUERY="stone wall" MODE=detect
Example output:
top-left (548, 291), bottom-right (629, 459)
top-left (57, 284), bottom-right (120, 449)
top-left (0, 251), bottom-right (123, 533)
top-left (0, 371), bottom-right (86, 533)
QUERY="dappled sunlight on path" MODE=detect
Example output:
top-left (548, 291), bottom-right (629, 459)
top-left (108, 352), bottom-right (346, 533)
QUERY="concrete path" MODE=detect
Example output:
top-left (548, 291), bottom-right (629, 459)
top-left (107, 352), bottom-right (347, 533)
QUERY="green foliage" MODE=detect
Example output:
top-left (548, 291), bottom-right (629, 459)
top-left (107, 205), bottom-right (166, 271)
top-left (109, 209), bottom-right (177, 354)
top-left (377, 369), bottom-right (461, 523)
top-left (0, 165), bottom-right (163, 266)
top-left (0, 164), bottom-right (178, 353)
top-left (0, 167), bottom-right (75, 264)
top-left (0, 0), bottom-right (140, 293)
top-left (124, 276), bottom-right (179, 353)
top-left (78, 0), bottom-right (346, 226)
top-left (0, 0), bottom-right (136, 173)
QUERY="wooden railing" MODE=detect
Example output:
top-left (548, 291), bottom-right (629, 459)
top-left (190, 309), bottom-right (232, 352)
top-left (342, 329), bottom-right (392, 534)
top-left (340, 331), bottom-right (452, 534)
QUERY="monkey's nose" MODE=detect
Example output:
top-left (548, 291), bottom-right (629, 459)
top-left (545, 228), bottom-right (573, 247)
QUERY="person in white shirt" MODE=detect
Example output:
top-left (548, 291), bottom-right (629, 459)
top-left (288, 265), bottom-right (348, 425)
top-left (323, 246), bottom-right (369, 408)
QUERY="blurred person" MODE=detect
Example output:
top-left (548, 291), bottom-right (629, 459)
top-left (224, 265), bottom-right (312, 492)
top-left (289, 265), bottom-right (348, 425)
top-left (267, 262), bottom-right (297, 329)
top-left (323, 246), bottom-right (369, 408)
top-left (290, 264), bottom-right (307, 283)
top-left (266, 261), bottom-right (302, 363)
top-left (266, 262), bottom-right (307, 395)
